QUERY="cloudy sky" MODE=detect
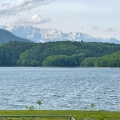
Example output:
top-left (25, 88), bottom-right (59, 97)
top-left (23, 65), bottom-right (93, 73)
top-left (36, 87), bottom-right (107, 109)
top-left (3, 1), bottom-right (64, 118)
top-left (0, 0), bottom-right (120, 39)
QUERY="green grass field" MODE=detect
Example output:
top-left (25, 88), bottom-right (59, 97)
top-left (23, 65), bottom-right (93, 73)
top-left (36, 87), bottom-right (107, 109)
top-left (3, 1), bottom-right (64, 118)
top-left (0, 110), bottom-right (120, 120)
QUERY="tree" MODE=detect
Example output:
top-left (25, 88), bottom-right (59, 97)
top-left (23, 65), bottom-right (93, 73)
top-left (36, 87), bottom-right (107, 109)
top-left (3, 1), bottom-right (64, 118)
top-left (90, 103), bottom-right (95, 110)
top-left (36, 100), bottom-right (42, 109)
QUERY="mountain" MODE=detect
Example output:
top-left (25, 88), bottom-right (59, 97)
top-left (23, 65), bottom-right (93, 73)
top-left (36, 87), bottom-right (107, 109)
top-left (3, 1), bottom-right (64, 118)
top-left (0, 29), bottom-right (31, 44)
top-left (2, 25), bottom-right (120, 44)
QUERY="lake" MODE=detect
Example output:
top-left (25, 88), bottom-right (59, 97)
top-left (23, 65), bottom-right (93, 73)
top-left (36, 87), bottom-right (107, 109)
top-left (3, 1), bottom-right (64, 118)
top-left (0, 67), bottom-right (120, 111)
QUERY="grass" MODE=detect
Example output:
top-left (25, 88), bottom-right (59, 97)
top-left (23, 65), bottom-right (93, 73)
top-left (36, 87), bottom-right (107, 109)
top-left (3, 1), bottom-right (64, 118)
top-left (0, 110), bottom-right (120, 120)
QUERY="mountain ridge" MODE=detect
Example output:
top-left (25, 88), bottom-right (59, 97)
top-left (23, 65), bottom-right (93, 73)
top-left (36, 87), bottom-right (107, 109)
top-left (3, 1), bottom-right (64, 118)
top-left (2, 25), bottom-right (120, 44)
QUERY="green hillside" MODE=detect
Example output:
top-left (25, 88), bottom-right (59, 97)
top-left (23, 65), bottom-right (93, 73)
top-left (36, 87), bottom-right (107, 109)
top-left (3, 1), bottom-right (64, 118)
top-left (0, 41), bottom-right (120, 67)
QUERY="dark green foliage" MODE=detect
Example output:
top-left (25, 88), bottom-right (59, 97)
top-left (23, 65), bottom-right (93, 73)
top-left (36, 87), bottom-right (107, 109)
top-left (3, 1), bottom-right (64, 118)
top-left (0, 41), bottom-right (35, 66)
top-left (42, 54), bottom-right (83, 66)
top-left (95, 51), bottom-right (120, 67)
top-left (0, 41), bottom-right (120, 67)
top-left (81, 57), bottom-right (97, 66)
top-left (18, 41), bottom-right (82, 66)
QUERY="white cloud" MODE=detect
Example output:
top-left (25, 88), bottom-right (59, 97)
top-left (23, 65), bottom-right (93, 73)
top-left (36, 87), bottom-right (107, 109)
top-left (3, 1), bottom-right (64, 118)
top-left (16, 14), bottom-right (51, 25)
top-left (17, 0), bottom-right (32, 6)
top-left (0, 2), bottom-right (11, 14)
top-left (0, 0), bottom-right (54, 16)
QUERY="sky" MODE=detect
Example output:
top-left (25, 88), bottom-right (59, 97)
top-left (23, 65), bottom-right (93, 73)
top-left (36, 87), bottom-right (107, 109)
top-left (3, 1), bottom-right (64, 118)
top-left (0, 0), bottom-right (120, 39)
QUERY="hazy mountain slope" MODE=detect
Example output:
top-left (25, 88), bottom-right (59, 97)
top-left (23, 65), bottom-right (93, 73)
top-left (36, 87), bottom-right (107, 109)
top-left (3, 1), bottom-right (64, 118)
top-left (0, 29), bottom-right (31, 44)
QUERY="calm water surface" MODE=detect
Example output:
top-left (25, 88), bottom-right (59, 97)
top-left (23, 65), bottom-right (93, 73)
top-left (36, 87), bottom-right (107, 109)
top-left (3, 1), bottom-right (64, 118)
top-left (0, 67), bottom-right (120, 110)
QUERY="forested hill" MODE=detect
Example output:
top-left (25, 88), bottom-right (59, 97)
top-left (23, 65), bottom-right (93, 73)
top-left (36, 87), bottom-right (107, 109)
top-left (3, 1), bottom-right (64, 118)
top-left (0, 41), bottom-right (120, 67)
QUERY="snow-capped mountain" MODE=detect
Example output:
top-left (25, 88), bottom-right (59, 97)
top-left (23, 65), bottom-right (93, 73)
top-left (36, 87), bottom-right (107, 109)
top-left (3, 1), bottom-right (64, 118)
top-left (2, 25), bottom-right (120, 44)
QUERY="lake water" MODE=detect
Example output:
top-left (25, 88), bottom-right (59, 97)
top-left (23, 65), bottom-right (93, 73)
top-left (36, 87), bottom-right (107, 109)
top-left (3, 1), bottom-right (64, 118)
top-left (0, 67), bottom-right (120, 111)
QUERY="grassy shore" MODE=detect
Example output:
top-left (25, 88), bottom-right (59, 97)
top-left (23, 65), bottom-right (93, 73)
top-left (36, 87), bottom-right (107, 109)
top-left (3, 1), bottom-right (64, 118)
top-left (0, 110), bottom-right (120, 120)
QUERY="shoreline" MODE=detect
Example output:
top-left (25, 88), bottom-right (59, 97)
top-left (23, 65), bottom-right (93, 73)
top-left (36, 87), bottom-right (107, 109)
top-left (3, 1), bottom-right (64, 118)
top-left (0, 110), bottom-right (120, 119)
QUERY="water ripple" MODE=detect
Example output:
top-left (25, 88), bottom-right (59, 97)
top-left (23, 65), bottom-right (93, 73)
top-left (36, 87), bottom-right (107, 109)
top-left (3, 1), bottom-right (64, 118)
top-left (0, 67), bottom-right (120, 111)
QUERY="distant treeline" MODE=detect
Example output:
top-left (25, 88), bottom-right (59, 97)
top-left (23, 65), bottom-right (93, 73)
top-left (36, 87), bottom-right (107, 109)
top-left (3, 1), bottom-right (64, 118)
top-left (0, 41), bottom-right (120, 67)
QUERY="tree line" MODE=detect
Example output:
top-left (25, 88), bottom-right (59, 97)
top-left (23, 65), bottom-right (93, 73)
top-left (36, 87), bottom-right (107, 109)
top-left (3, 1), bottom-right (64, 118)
top-left (0, 41), bottom-right (120, 67)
